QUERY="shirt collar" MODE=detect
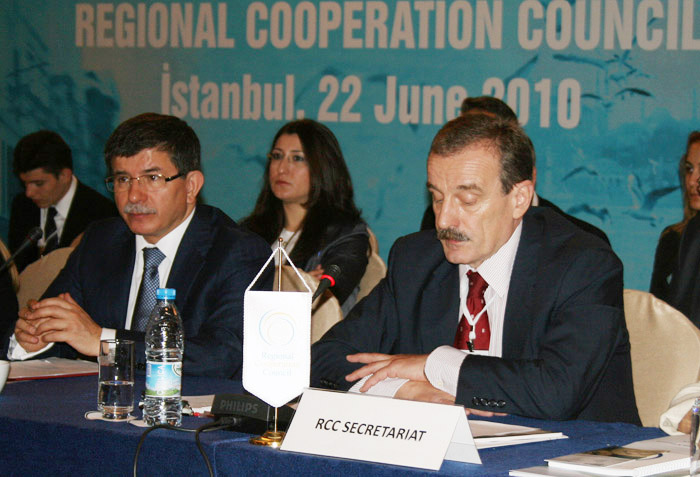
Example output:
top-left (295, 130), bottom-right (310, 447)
top-left (459, 221), bottom-right (523, 298)
top-left (52, 175), bottom-right (78, 218)
top-left (134, 206), bottom-right (196, 260)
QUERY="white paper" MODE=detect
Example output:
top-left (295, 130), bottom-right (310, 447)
top-left (8, 357), bottom-right (98, 380)
top-left (469, 420), bottom-right (567, 449)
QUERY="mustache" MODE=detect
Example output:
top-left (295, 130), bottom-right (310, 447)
top-left (123, 203), bottom-right (156, 214)
top-left (436, 227), bottom-right (469, 241)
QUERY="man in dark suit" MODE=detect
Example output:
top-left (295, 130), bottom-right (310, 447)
top-left (8, 113), bottom-right (272, 378)
top-left (9, 131), bottom-right (117, 272)
top-left (420, 96), bottom-right (609, 245)
top-left (668, 213), bottom-right (700, 328)
top-left (312, 114), bottom-right (639, 423)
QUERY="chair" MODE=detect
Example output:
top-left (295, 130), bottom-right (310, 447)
top-left (353, 226), bottom-right (387, 302)
top-left (623, 289), bottom-right (700, 427)
top-left (274, 265), bottom-right (343, 344)
top-left (367, 227), bottom-right (380, 255)
top-left (17, 247), bottom-right (74, 306)
top-left (356, 251), bottom-right (387, 302)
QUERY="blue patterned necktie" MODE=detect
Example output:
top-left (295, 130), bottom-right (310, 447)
top-left (132, 247), bottom-right (166, 332)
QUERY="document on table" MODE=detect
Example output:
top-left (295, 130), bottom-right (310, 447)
top-left (8, 357), bottom-right (98, 380)
top-left (469, 420), bottom-right (567, 449)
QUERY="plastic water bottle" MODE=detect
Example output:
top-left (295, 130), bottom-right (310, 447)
top-left (143, 288), bottom-right (184, 426)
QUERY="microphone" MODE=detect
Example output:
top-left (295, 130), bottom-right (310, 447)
top-left (0, 226), bottom-right (44, 274)
top-left (312, 264), bottom-right (341, 301)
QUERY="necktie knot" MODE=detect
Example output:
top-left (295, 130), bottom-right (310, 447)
top-left (143, 247), bottom-right (166, 269)
top-left (467, 270), bottom-right (488, 298)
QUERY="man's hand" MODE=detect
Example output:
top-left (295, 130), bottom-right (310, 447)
top-left (395, 380), bottom-right (455, 404)
top-left (22, 293), bottom-right (102, 356)
top-left (14, 299), bottom-right (50, 353)
top-left (346, 353), bottom-right (429, 392)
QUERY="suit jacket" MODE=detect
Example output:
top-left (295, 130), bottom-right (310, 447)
top-left (0, 270), bottom-right (18, 340)
top-left (28, 205), bottom-right (273, 378)
top-left (537, 197), bottom-right (610, 245)
top-left (300, 220), bottom-right (369, 312)
top-left (668, 214), bottom-right (700, 327)
top-left (312, 207), bottom-right (639, 424)
top-left (650, 226), bottom-right (681, 302)
top-left (420, 198), bottom-right (611, 246)
top-left (8, 180), bottom-right (118, 272)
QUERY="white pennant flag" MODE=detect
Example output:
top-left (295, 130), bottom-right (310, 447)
top-left (242, 246), bottom-right (311, 408)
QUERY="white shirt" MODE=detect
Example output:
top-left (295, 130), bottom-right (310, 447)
top-left (350, 222), bottom-right (523, 398)
top-left (38, 175), bottom-right (77, 247)
top-left (8, 207), bottom-right (196, 359)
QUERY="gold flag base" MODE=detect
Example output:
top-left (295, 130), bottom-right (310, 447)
top-left (249, 430), bottom-right (285, 448)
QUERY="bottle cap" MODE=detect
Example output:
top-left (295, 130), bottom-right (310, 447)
top-left (156, 288), bottom-right (176, 300)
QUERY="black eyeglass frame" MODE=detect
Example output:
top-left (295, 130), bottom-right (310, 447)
top-left (104, 172), bottom-right (185, 192)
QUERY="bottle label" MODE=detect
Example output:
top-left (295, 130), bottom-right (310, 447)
top-left (145, 362), bottom-right (182, 397)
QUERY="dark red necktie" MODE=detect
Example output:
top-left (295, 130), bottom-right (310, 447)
top-left (453, 271), bottom-right (491, 351)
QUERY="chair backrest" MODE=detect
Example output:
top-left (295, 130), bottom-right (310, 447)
top-left (623, 289), bottom-right (700, 427)
top-left (356, 252), bottom-right (387, 302)
top-left (367, 227), bottom-right (380, 255)
top-left (17, 247), bottom-right (74, 307)
top-left (274, 265), bottom-right (343, 344)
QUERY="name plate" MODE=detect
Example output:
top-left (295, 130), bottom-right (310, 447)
top-left (280, 388), bottom-right (480, 470)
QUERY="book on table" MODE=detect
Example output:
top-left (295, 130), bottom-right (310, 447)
top-left (541, 435), bottom-right (689, 477)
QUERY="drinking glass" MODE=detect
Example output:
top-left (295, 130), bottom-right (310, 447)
top-left (98, 339), bottom-right (134, 419)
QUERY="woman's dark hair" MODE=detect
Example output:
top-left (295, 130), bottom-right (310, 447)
top-left (670, 130), bottom-right (700, 234)
top-left (242, 119), bottom-right (362, 265)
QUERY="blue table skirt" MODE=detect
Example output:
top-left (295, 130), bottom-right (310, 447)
top-left (0, 375), bottom-right (666, 476)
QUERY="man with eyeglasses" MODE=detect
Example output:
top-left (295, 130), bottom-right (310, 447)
top-left (6, 113), bottom-right (273, 378)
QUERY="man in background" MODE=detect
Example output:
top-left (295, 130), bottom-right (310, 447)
top-left (9, 130), bottom-right (117, 272)
top-left (8, 113), bottom-right (272, 377)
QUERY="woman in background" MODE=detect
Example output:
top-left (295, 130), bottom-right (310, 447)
top-left (650, 131), bottom-right (700, 301)
top-left (242, 119), bottom-right (369, 314)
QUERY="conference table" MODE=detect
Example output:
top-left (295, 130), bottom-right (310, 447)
top-left (0, 374), bottom-right (666, 476)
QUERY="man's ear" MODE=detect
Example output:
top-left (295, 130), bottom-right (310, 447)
top-left (511, 180), bottom-right (534, 220)
top-left (185, 170), bottom-right (204, 204)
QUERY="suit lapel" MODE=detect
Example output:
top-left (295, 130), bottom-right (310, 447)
top-left (502, 214), bottom-right (541, 357)
top-left (166, 207), bottom-right (211, 304)
top-left (418, 260), bottom-right (460, 350)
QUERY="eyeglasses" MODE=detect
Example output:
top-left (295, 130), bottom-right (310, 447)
top-left (105, 173), bottom-right (184, 192)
